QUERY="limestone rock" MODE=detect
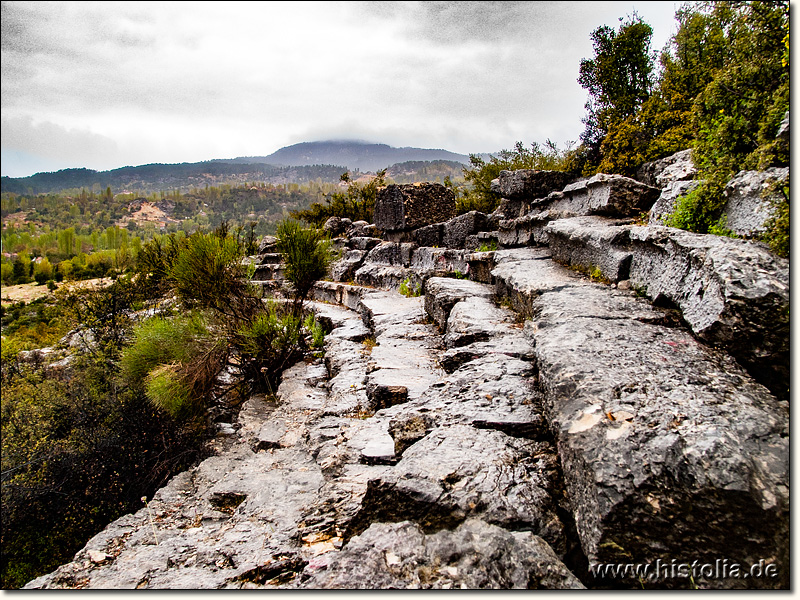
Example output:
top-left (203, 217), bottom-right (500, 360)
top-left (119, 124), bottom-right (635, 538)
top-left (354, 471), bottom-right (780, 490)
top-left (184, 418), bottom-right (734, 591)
top-left (544, 216), bottom-right (633, 282)
top-left (628, 225), bottom-right (790, 398)
top-left (343, 426), bottom-right (566, 550)
top-left (257, 235), bottom-right (278, 254)
top-left (493, 170), bottom-right (574, 219)
top-left (423, 277), bottom-right (495, 330)
top-left (721, 168), bottom-right (789, 238)
top-left (442, 211), bottom-right (489, 249)
top-left (527, 284), bottom-right (788, 587)
top-left (547, 173), bottom-right (660, 217)
top-left (636, 149), bottom-right (696, 188)
top-left (299, 520), bottom-right (584, 589)
top-left (374, 183), bottom-right (456, 232)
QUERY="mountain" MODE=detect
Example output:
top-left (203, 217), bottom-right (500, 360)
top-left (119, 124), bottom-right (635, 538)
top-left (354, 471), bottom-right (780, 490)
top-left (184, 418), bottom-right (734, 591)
top-left (1, 141), bottom-right (481, 195)
top-left (218, 140), bottom-right (474, 173)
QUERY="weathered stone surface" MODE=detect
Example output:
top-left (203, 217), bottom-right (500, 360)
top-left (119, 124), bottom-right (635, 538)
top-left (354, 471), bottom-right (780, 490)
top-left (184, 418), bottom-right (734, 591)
top-left (628, 226), bottom-right (789, 398)
top-left (299, 519), bottom-right (584, 589)
top-left (547, 173), bottom-right (660, 217)
top-left (347, 220), bottom-right (378, 238)
top-left (374, 183), bottom-right (456, 232)
top-left (312, 281), bottom-right (367, 311)
top-left (423, 277), bottom-right (495, 330)
top-left (359, 291), bottom-right (444, 412)
top-left (443, 296), bottom-right (512, 348)
top-left (387, 412), bottom-right (438, 455)
top-left (344, 425), bottom-right (566, 550)
top-left (329, 249), bottom-right (366, 282)
top-left (442, 211), bottom-right (489, 249)
top-left (497, 209), bottom-right (564, 247)
top-left (490, 248), bottom-right (587, 318)
top-left (495, 169), bottom-right (574, 201)
top-left (257, 235), bottom-right (278, 254)
top-left (526, 285), bottom-right (789, 587)
top-left (544, 216), bottom-right (633, 282)
top-left (252, 263), bottom-right (285, 281)
top-left (721, 168), bottom-right (789, 237)
top-left (354, 263), bottom-right (414, 291)
top-left (410, 247), bottom-right (468, 275)
top-left (323, 216), bottom-right (348, 237)
top-left (412, 223), bottom-right (444, 248)
top-left (346, 236), bottom-right (382, 251)
top-left (364, 241), bottom-right (416, 266)
top-left (648, 179), bottom-right (701, 226)
top-left (636, 149), bottom-right (696, 188)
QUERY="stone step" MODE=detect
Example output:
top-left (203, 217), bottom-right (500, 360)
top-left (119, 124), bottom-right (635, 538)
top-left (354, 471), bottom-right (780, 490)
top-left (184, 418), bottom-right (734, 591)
top-left (543, 216), bottom-right (790, 398)
top-left (525, 281), bottom-right (788, 586)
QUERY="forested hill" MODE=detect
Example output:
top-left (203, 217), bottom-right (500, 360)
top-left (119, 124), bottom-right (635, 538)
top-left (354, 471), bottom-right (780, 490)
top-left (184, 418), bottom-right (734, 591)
top-left (0, 162), bottom-right (347, 196)
top-left (223, 140), bottom-right (473, 172)
top-left (1, 141), bottom-right (477, 195)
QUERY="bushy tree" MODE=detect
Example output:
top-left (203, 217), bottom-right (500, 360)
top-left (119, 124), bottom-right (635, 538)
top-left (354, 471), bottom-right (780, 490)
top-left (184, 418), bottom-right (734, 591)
top-left (577, 14), bottom-right (655, 174)
top-left (292, 170), bottom-right (387, 225)
top-left (458, 141), bottom-right (578, 214)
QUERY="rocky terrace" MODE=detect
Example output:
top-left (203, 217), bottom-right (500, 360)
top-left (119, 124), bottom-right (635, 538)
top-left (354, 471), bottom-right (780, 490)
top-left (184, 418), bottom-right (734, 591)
top-left (26, 154), bottom-right (790, 590)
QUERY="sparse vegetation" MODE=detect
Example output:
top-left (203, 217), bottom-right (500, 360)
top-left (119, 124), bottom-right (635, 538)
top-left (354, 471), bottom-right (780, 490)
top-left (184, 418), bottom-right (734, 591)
top-left (399, 277), bottom-right (422, 298)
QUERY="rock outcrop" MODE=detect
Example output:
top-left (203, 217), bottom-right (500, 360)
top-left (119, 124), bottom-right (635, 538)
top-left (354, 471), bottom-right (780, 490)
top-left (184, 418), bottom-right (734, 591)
top-left (374, 183), bottom-right (456, 236)
top-left (27, 164), bottom-right (789, 590)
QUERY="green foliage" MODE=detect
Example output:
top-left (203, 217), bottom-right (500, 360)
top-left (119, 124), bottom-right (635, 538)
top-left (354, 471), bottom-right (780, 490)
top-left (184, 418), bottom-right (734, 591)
top-left (2, 338), bottom-right (206, 588)
top-left (664, 180), bottom-right (727, 233)
top-left (761, 185), bottom-right (790, 258)
top-left (459, 141), bottom-right (578, 214)
top-left (169, 230), bottom-right (257, 318)
top-left (304, 314), bottom-right (326, 350)
top-left (691, 1), bottom-right (789, 177)
top-left (276, 219), bottom-right (336, 308)
top-left (399, 277), bottom-right (422, 298)
top-left (234, 304), bottom-right (304, 388)
top-left (292, 170), bottom-right (387, 225)
top-left (120, 312), bottom-right (214, 388)
top-left (577, 13), bottom-right (655, 174)
top-left (145, 363), bottom-right (192, 419)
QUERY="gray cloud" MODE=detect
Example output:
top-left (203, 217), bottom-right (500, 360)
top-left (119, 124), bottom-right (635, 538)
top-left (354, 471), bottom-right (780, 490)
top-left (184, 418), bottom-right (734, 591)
top-left (1, 1), bottom-right (682, 177)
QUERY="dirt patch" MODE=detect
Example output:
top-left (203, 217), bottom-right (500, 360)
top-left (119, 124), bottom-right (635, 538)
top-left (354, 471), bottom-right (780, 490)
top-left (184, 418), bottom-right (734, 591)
top-left (1, 278), bottom-right (113, 306)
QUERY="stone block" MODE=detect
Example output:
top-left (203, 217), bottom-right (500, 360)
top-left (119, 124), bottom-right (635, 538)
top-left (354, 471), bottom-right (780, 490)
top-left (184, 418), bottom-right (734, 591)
top-left (442, 211), bottom-right (489, 249)
top-left (549, 173), bottom-right (660, 217)
top-left (374, 183), bottom-right (456, 232)
top-left (544, 216), bottom-right (633, 282)
top-left (496, 169), bottom-right (574, 201)
top-left (412, 223), bottom-right (444, 248)
top-left (527, 285), bottom-right (788, 584)
top-left (628, 226), bottom-right (789, 398)
top-left (721, 168), bottom-right (788, 238)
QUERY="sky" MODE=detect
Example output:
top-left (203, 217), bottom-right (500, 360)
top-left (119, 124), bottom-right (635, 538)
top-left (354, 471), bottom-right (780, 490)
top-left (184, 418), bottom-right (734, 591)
top-left (1, 1), bottom-right (687, 178)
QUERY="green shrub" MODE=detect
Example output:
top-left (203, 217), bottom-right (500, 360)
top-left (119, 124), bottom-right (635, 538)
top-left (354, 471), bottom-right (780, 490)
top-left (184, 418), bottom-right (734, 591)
top-left (120, 312), bottom-right (223, 418)
top-left (276, 219), bottom-right (336, 310)
top-left (664, 180), bottom-right (726, 234)
top-left (304, 314), bottom-right (326, 350)
top-left (761, 185), bottom-right (790, 258)
top-left (145, 363), bottom-right (193, 419)
top-left (169, 231), bottom-right (258, 317)
top-left (292, 170), bottom-right (387, 225)
top-left (399, 277), bottom-right (422, 297)
top-left (233, 302), bottom-right (303, 389)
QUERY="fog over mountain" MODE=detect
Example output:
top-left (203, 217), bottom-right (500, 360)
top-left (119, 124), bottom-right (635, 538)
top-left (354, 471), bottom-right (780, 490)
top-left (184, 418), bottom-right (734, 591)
top-left (221, 140), bottom-right (473, 173)
top-left (0, 140), bottom-right (478, 194)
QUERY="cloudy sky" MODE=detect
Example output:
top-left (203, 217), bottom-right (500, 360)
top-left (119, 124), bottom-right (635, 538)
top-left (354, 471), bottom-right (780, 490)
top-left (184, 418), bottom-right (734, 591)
top-left (2, 1), bottom-right (685, 178)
